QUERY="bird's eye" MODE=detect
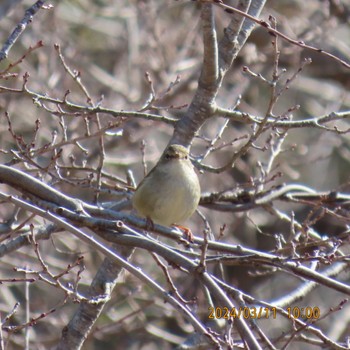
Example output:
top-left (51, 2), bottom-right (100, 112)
top-left (184, 155), bottom-right (188, 160)
top-left (165, 154), bottom-right (171, 159)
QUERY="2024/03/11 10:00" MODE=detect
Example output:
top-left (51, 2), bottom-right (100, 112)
top-left (208, 306), bottom-right (321, 319)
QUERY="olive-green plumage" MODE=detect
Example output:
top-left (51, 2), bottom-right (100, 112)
top-left (132, 144), bottom-right (200, 226)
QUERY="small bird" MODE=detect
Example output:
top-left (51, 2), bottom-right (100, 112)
top-left (132, 144), bottom-right (200, 237)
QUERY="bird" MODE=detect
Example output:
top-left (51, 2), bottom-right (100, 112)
top-left (132, 144), bottom-right (200, 240)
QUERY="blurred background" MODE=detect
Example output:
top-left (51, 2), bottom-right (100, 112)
top-left (0, 0), bottom-right (349, 349)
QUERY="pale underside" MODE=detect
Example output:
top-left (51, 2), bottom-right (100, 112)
top-left (132, 158), bottom-right (200, 226)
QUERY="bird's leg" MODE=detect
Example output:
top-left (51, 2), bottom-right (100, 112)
top-left (145, 217), bottom-right (155, 232)
top-left (172, 224), bottom-right (194, 243)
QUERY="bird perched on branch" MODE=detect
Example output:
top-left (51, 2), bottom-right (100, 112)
top-left (132, 144), bottom-right (200, 240)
